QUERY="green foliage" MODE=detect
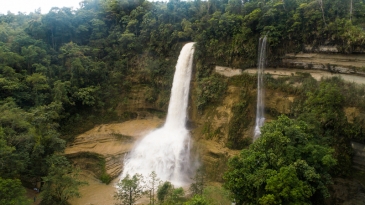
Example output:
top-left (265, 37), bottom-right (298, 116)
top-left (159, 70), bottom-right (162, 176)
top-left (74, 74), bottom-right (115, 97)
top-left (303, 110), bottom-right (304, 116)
top-left (115, 173), bottom-right (146, 205)
top-left (197, 74), bottom-right (227, 111)
top-left (167, 187), bottom-right (185, 205)
top-left (226, 75), bottom-right (255, 149)
top-left (157, 181), bottom-right (185, 205)
top-left (40, 155), bottom-right (88, 205)
top-left (157, 181), bottom-right (173, 202)
top-left (0, 98), bottom-right (66, 182)
top-left (227, 102), bottom-right (251, 150)
top-left (100, 173), bottom-right (112, 184)
top-left (202, 186), bottom-right (231, 205)
top-left (224, 115), bottom-right (336, 205)
top-left (0, 1), bottom-right (365, 203)
top-left (0, 177), bottom-right (30, 205)
top-left (73, 86), bottom-right (101, 106)
top-left (304, 82), bottom-right (345, 125)
top-left (146, 171), bottom-right (161, 205)
top-left (298, 80), bottom-right (356, 176)
top-left (184, 195), bottom-right (209, 205)
top-left (228, 73), bottom-right (256, 88)
top-left (186, 185), bottom-right (231, 205)
top-left (265, 73), bottom-right (365, 177)
top-left (0, 128), bottom-right (15, 171)
top-left (67, 152), bottom-right (111, 184)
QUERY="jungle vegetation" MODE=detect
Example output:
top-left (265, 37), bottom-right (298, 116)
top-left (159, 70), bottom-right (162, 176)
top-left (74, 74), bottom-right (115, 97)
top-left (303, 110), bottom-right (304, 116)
top-left (1, 0), bottom-right (365, 204)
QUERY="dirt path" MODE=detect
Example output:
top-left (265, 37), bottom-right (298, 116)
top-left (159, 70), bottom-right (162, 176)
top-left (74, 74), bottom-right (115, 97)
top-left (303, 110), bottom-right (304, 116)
top-left (26, 188), bottom-right (41, 205)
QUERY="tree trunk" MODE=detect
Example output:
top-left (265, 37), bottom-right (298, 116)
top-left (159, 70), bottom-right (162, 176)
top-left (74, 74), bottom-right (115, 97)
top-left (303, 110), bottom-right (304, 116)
top-left (129, 188), bottom-right (132, 205)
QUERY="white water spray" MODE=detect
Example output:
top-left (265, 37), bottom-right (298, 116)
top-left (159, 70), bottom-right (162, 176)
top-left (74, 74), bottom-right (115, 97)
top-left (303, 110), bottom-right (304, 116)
top-left (254, 36), bottom-right (267, 141)
top-left (121, 42), bottom-right (195, 186)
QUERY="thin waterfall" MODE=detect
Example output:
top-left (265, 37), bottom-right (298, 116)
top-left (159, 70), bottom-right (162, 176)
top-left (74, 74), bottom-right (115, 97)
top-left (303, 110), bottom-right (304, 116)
top-left (121, 42), bottom-right (195, 186)
top-left (254, 36), bottom-right (267, 141)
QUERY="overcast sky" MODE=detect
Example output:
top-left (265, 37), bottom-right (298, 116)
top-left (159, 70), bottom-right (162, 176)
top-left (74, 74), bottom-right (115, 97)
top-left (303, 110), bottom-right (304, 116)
top-left (1, 0), bottom-right (82, 14)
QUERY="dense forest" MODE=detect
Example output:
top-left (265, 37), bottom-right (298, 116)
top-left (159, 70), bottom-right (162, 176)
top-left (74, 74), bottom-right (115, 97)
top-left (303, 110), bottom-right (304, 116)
top-left (1, 0), bottom-right (365, 204)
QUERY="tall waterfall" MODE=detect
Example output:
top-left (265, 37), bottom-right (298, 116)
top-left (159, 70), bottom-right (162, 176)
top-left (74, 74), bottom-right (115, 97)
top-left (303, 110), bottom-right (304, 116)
top-left (254, 36), bottom-right (267, 141)
top-left (121, 42), bottom-right (195, 186)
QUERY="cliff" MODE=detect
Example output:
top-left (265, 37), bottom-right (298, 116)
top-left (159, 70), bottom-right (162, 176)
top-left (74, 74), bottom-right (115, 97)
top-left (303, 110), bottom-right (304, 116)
top-left (65, 53), bottom-right (365, 205)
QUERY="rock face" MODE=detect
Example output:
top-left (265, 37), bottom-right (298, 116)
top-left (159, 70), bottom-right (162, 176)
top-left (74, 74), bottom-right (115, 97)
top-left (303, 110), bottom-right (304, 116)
top-left (214, 66), bottom-right (242, 77)
top-left (190, 68), bottom-right (296, 182)
top-left (264, 90), bottom-right (294, 116)
top-left (66, 59), bottom-right (365, 204)
top-left (65, 119), bottom-right (163, 179)
top-left (304, 45), bottom-right (365, 54)
top-left (190, 85), bottom-right (245, 181)
top-left (304, 45), bottom-right (340, 53)
top-left (281, 53), bottom-right (365, 75)
top-left (115, 85), bottom-right (168, 120)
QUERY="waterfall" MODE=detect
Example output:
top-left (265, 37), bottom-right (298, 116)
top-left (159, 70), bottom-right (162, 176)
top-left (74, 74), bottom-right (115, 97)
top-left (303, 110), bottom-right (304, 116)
top-left (121, 42), bottom-right (195, 186)
top-left (254, 36), bottom-right (267, 141)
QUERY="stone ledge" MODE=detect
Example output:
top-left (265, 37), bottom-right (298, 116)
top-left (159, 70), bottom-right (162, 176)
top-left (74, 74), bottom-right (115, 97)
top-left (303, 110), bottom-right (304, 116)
top-left (215, 66), bottom-right (242, 77)
top-left (281, 53), bottom-right (365, 76)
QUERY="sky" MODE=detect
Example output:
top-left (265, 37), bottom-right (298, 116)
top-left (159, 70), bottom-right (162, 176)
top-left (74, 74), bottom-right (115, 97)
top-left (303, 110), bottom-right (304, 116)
top-left (0, 0), bottom-right (82, 14)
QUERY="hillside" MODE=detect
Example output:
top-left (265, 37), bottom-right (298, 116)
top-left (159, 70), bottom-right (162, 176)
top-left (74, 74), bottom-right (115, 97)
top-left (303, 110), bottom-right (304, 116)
top-left (1, 0), bottom-right (365, 204)
top-left (63, 65), bottom-right (365, 204)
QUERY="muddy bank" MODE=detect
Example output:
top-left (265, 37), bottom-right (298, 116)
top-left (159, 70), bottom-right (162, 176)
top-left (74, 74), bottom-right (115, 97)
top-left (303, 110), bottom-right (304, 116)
top-left (65, 119), bottom-right (163, 205)
top-left (65, 119), bottom-right (164, 179)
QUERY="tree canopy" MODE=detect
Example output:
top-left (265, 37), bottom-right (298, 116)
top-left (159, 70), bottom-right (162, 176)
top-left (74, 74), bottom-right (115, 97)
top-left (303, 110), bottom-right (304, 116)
top-left (0, 0), bottom-right (364, 203)
top-left (224, 115), bottom-right (336, 205)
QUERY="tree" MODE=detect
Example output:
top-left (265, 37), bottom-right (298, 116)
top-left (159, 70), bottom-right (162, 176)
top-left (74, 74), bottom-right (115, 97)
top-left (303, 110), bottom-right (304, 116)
top-left (146, 171), bottom-right (161, 205)
top-left (53, 80), bottom-right (72, 104)
top-left (184, 195), bottom-right (209, 205)
top-left (21, 45), bottom-right (48, 73)
top-left (201, 186), bottom-right (231, 205)
top-left (166, 187), bottom-right (185, 205)
top-left (224, 115), bottom-right (336, 205)
top-left (0, 177), bottom-right (30, 205)
top-left (157, 181), bottom-right (185, 205)
top-left (40, 155), bottom-right (87, 205)
top-left (157, 181), bottom-right (173, 203)
top-left (25, 73), bottom-right (50, 106)
top-left (0, 66), bottom-right (23, 100)
top-left (115, 173), bottom-right (146, 205)
top-left (73, 86), bottom-right (101, 106)
top-left (0, 127), bottom-right (15, 175)
top-left (0, 99), bottom-right (32, 178)
top-left (301, 80), bottom-right (353, 176)
top-left (28, 102), bottom-right (65, 180)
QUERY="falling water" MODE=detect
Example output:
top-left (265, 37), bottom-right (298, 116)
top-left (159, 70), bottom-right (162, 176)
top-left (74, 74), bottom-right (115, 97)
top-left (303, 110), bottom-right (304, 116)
top-left (254, 36), bottom-right (267, 141)
top-left (121, 42), bottom-right (195, 186)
